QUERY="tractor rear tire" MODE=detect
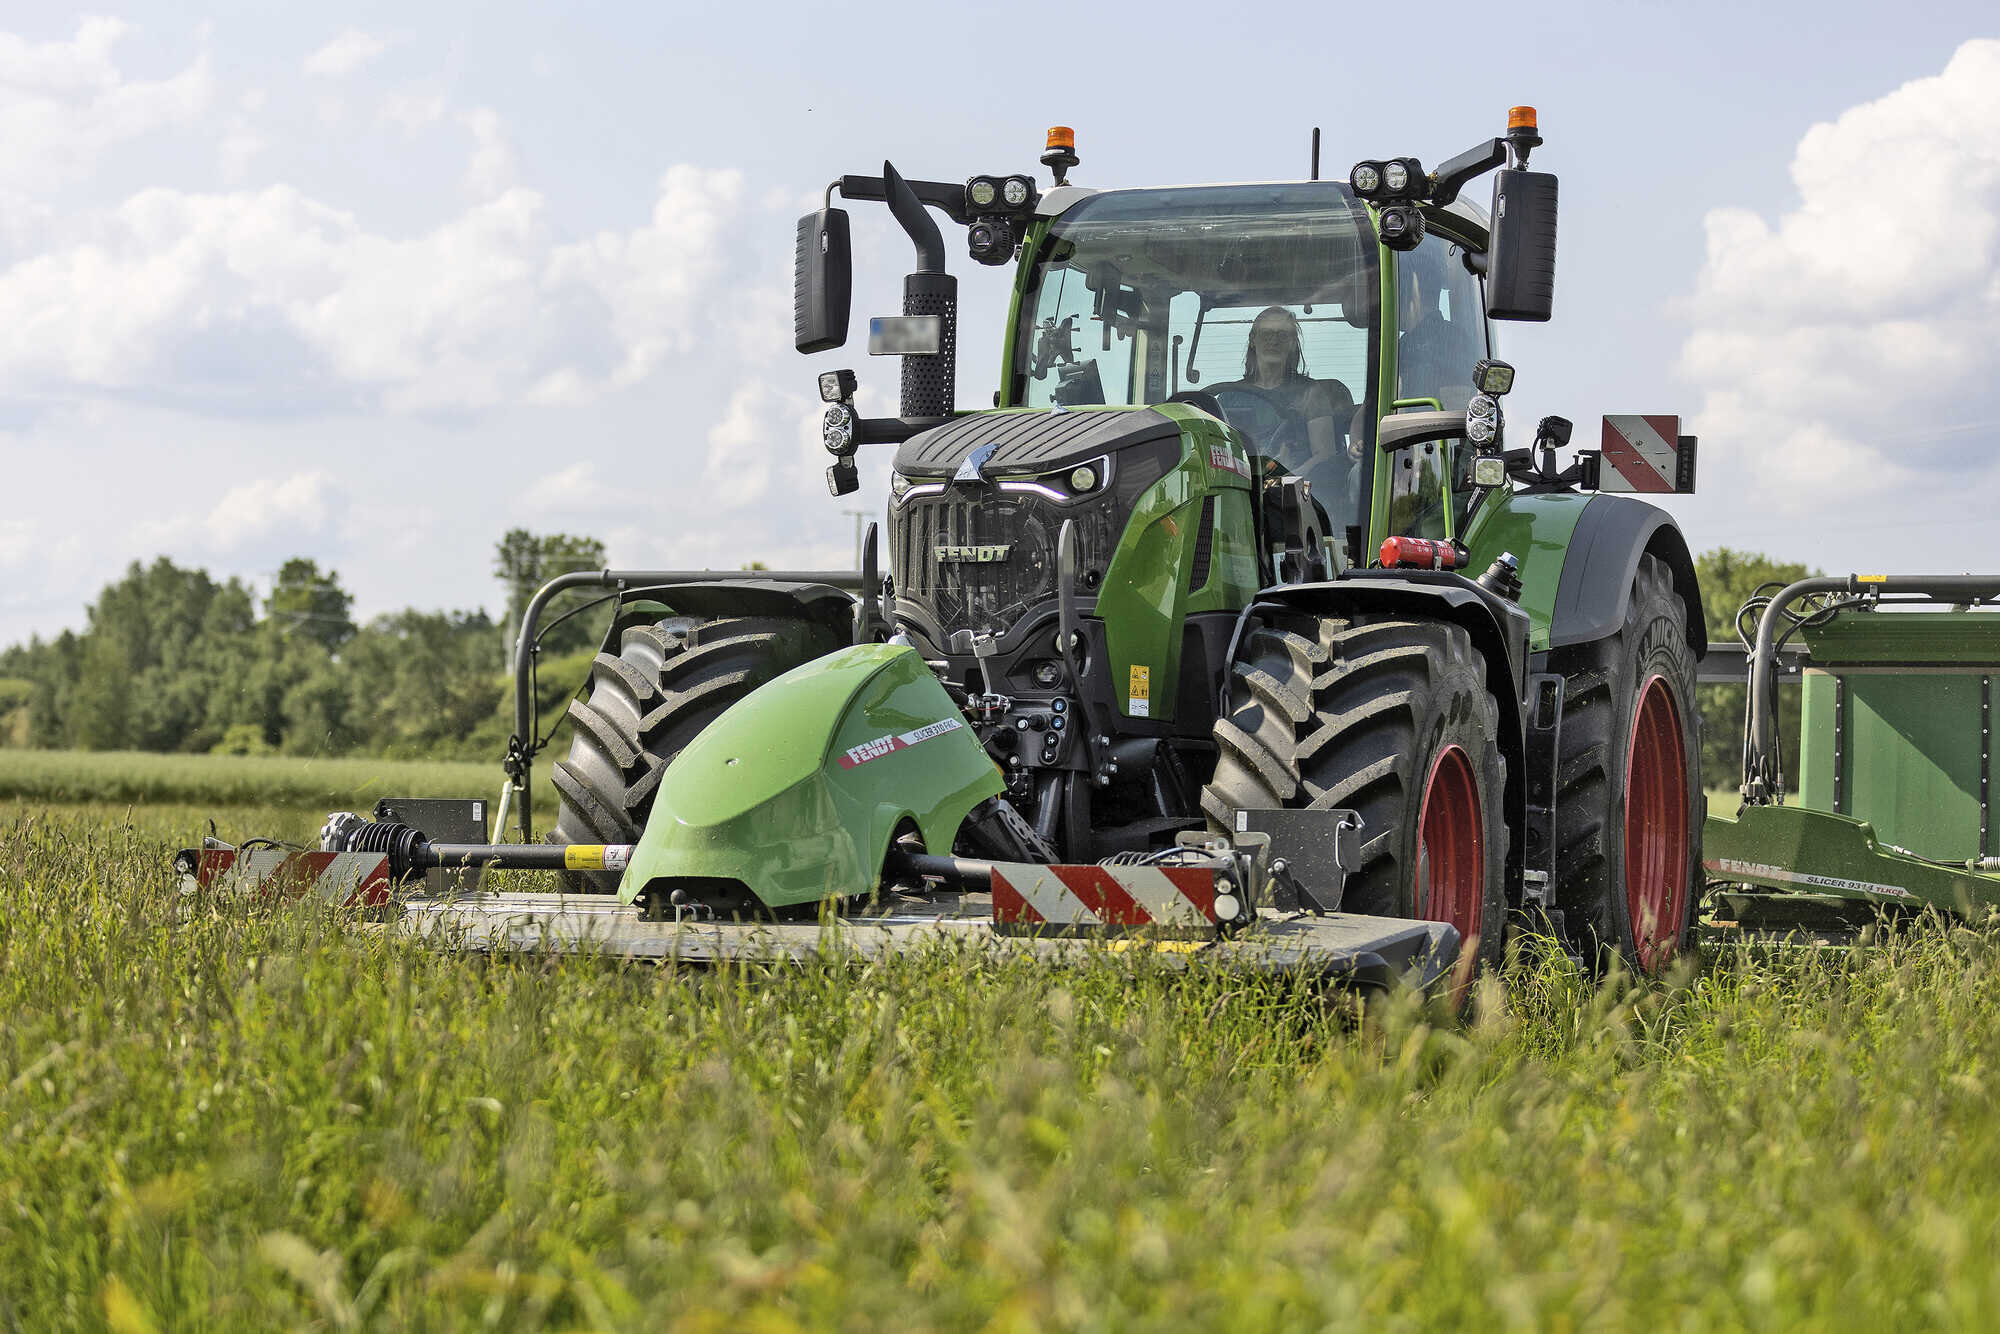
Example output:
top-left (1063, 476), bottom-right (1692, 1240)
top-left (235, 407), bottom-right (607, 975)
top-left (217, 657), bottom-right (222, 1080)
top-left (551, 613), bottom-right (845, 891)
top-left (1201, 612), bottom-right (1509, 973)
top-left (1549, 553), bottom-right (1702, 974)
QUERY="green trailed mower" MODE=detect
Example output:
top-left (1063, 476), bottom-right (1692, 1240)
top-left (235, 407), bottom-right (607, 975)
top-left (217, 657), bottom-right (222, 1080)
top-left (1706, 575), bottom-right (2000, 939)
top-left (184, 110), bottom-right (1713, 986)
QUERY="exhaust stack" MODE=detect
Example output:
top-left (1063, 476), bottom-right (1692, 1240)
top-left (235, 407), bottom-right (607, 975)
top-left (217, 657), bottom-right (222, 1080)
top-left (883, 161), bottom-right (956, 419)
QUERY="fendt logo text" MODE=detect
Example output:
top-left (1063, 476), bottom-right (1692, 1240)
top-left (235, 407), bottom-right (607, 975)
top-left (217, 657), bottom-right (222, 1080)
top-left (935, 545), bottom-right (1012, 563)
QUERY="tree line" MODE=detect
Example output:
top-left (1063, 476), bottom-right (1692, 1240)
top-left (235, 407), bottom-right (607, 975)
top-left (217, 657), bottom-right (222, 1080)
top-left (0, 531), bottom-right (610, 761)
top-left (0, 539), bottom-right (1803, 789)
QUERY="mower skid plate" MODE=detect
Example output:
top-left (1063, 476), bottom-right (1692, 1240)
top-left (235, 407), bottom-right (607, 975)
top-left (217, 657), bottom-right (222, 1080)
top-left (1704, 804), bottom-right (2000, 927)
top-left (394, 890), bottom-right (1459, 991)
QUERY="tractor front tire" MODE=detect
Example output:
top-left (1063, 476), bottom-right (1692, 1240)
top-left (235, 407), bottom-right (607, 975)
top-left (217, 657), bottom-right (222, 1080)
top-left (1549, 553), bottom-right (1702, 974)
top-left (1201, 613), bottom-right (1508, 973)
top-left (551, 614), bottom-right (845, 891)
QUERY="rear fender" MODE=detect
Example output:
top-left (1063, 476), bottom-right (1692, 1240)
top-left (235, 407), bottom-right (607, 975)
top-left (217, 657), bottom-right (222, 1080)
top-left (1254, 575), bottom-right (1531, 904)
top-left (1546, 496), bottom-right (1706, 656)
top-left (620, 643), bottom-right (1002, 909)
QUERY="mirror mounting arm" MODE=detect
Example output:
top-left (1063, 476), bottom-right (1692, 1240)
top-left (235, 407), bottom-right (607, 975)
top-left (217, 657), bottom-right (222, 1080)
top-left (1427, 138), bottom-right (1507, 208)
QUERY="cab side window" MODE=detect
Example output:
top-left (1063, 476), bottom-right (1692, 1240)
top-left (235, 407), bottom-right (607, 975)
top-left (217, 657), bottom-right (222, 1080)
top-left (1395, 236), bottom-right (1485, 412)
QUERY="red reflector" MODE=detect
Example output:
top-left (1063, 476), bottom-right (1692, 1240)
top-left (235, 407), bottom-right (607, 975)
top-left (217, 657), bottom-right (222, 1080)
top-left (1378, 537), bottom-right (1468, 570)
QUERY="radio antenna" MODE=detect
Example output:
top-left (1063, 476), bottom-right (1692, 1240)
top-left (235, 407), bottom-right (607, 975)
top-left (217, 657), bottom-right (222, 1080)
top-left (1310, 127), bottom-right (1321, 181)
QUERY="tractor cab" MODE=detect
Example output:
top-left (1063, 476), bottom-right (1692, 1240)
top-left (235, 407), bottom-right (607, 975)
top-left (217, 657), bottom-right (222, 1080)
top-left (1002, 180), bottom-right (1495, 558)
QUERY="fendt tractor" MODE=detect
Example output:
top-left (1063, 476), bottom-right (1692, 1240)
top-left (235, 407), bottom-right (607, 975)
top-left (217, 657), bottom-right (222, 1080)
top-left (184, 110), bottom-right (1709, 986)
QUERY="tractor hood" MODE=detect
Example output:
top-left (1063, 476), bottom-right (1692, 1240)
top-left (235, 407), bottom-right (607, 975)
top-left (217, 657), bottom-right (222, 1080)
top-left (894, 406), bottom-right (1182, 480)
top-left (619, 643), bottom-right (1002, 910)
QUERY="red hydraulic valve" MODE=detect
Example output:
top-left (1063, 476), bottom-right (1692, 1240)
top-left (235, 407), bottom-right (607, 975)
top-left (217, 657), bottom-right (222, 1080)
top-left (1378, 536), bottom-right (1469, 570)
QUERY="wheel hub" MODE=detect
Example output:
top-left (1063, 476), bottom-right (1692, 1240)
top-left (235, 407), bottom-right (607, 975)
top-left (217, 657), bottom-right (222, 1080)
top-left (1416, 744), bottom-right (1483, 948)
top-left (1624, 674), bottom-right (1690, 972)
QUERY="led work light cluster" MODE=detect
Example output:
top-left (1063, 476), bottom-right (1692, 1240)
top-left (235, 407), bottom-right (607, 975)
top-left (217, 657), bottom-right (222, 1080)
top-left (964, 173), bottom-right (1039, 267)
top-left (1466, 358), bottom-right (1514, 489)
top-left (1348, 156), bottom-right (1429, 251)
top-left (817, 368), bottom-right (861, 495)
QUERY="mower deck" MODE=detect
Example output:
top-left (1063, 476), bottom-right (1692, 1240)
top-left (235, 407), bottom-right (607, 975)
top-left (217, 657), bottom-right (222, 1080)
top-left (394, 888), bottom-right (1459, 991)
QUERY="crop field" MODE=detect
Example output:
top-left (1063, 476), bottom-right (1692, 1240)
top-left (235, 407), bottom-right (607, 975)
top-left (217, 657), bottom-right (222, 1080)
top-left (7, 793), bottom-right (2000, 1329)
top-left (0, 750), bottom-right (508, 812)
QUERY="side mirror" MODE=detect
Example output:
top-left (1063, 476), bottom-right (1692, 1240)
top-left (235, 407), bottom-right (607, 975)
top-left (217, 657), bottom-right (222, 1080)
top-left (794, 208), bottom-right (852, 353)
top-left (1486, 169), bottom-right (1557, 322)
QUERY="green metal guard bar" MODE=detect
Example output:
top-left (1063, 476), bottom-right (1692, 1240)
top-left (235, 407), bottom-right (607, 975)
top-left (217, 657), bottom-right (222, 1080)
top-left (1743, 574), bottom-right (2000, 805)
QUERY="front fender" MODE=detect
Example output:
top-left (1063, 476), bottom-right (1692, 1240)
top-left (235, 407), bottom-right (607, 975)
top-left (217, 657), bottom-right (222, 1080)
top-left (619, 643), bottom-right (1001, 909)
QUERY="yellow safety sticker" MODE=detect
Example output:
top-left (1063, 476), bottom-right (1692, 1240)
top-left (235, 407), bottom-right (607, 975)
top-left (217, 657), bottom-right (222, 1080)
top-left (1129, 664), bottom-right (1151, 718)
top-left (1856, 574), bottom-right (1887, 584)
top-left (1108, 938), bottom-right (1209, 954)
top-left (563, 845), bottom-right (631, 872)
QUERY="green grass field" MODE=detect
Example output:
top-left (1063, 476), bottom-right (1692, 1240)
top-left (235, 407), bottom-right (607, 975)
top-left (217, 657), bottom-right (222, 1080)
top-left (0, 750), bottom-right (567, 843)
top-left (5, 786), bottom-right (1998, 1328)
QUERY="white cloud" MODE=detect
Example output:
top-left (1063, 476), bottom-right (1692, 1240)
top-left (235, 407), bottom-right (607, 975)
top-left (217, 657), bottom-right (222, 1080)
top-left (1679, 39), bottom-right (2000, 539)
top-left (459, 106), bottom-right (516, 196)
top-left (524, 461), bottom-right (628, 516)
top-left (380, 90), bottom-right (445, 132)
top-left (547, 164), bottom-right (754, 384)
top-left (303, 30), bottom-right (387, 78)
top-left (0, 163), bottom-right (778, 416)
top-left (0, 516), bottom-right (34, 571)
top-left (134, 469), bottom-right (344, 559)
top-left (701, 382), bottom-right (785, 507)
top-left (0, 18), bottom-right (210, 191)
top-left (218, 123), bottom-right (265, 184)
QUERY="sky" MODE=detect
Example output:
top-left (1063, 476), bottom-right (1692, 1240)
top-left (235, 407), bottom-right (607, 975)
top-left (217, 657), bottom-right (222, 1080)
top-left (0, 2), bottom-right (1996, 646)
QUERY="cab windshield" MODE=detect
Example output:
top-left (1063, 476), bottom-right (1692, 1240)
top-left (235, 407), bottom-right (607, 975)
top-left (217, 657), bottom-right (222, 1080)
top-left (1012, 183), bottom-right (1380, 519)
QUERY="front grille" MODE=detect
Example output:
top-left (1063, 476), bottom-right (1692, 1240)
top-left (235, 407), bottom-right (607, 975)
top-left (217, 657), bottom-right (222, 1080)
top-left (891, 486), bottom-right (1125, 643)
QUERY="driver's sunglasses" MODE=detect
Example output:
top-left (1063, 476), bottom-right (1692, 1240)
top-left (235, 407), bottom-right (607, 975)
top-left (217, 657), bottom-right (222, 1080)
top-left (1251, 330), bottom-right (1295, 347)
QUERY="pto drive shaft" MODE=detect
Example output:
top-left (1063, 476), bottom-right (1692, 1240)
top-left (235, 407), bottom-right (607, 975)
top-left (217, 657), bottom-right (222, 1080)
top-left (319, 812), bottom-right (630, 879)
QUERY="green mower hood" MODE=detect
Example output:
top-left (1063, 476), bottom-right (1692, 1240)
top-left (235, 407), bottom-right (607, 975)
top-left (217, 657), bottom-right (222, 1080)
top-left (618, 643), bottom-right (1003, 909)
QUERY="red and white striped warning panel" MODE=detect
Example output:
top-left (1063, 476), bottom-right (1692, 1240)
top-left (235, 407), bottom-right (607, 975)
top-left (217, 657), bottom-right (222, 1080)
top-left (989, 863), bottom-right (1233, 930)
top-left (1599, 415), bottom-right (1693, 494)
top-left (182, 848), bottom-right (393, 908)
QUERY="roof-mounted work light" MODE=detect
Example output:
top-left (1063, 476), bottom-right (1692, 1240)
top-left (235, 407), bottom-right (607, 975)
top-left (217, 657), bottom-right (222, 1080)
top-left (1350, 157), bottom-right (1426, 202)
top-left (1375, 202), bottom-right (1425, 251)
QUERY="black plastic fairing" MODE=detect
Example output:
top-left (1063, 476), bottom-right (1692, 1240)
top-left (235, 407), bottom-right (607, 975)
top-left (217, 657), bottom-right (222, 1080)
top-left (1547, 495), bottom-right (1706, 655)
top-left (895, 407), bottom-right (1182, 478)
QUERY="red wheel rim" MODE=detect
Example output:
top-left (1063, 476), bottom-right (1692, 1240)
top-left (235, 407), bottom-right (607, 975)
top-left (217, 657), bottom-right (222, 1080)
top-left (1624, 675), bottom-right (1690, 973)
top-left (1415, 744), bottom-right (1483, 949)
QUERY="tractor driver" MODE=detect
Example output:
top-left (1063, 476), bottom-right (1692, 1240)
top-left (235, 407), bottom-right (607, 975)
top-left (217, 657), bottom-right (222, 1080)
top-left (1208, 306), bottom-right (1360, 500)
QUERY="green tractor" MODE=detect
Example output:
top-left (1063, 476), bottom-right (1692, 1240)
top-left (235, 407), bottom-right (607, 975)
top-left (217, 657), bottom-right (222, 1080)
top-left (515, 109), bottom-right (1707, 973)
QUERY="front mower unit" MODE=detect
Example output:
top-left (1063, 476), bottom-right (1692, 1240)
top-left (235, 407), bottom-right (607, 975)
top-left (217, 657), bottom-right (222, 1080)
top-left (178, 819), bottom-right (1460, 992)
top-left (1705, 575), bottom-right (2000, 938)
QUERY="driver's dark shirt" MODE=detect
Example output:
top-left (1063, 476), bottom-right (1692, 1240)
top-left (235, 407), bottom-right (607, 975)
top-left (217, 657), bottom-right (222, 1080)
top-left (1209, 374), bottom-right (1343, 426)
